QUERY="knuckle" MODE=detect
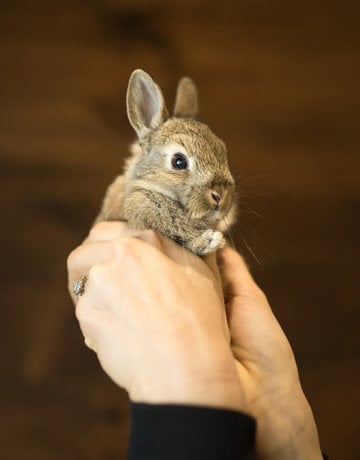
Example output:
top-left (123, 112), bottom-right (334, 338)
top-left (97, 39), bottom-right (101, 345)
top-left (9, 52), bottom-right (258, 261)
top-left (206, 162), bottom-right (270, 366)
top-left (88, 221), bottom-right (111, 240)
top-left (75, 302), bottom-right (96, 336)
top-left (75, 299), bottom-right (88, 324)
top-left (105, 230), bottom-right (162, 263)
top-left (89, 221), bottom-right (129, 241)
top-left (87, 263), bottom-right (107, 283)
top-left (111, 236), bottom-right (137, 258)
top-left (142, 229), bottom-right (163, 247)
top-left (66, 246), bottom-right (81, 270)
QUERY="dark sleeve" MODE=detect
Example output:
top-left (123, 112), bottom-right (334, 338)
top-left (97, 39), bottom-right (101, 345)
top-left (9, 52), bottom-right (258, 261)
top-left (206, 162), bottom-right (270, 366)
top-left (127, 403), bottom-right (256, 460)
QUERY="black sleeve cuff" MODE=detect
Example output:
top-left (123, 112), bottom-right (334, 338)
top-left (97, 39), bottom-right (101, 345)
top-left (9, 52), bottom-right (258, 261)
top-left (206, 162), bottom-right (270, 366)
top-left (128, 403), bottom-right (256, 460)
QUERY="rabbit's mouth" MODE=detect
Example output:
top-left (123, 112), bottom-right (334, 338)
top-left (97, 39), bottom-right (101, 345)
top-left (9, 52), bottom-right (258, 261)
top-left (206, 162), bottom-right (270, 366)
top-left (209, 207), bottom-right (227, 222)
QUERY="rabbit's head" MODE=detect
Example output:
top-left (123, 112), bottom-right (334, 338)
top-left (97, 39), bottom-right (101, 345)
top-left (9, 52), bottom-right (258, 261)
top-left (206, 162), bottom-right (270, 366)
top-left (126, 69), bottom-right (235, 227)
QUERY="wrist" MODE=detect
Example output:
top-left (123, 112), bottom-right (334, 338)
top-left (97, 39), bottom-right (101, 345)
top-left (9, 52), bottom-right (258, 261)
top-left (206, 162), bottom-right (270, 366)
top-left (131, 376), bottom-right (244, 412)
top-left (255, 384), bottom-right (323, 460)
top-left (286, 394), bottom-right (323, 460)
top-left (129, 344), bottom-right (244, 412)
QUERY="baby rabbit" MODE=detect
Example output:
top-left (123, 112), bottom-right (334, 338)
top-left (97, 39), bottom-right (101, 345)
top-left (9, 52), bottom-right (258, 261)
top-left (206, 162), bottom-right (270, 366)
top-left (95, 69), bottom-right (236, 255)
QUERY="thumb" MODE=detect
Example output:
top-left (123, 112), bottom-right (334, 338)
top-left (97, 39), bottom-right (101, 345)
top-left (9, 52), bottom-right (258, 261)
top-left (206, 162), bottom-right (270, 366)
top-left (219, 246), bottom-right (261, 298)
top-left (220, 247), bottom-right (286, 346)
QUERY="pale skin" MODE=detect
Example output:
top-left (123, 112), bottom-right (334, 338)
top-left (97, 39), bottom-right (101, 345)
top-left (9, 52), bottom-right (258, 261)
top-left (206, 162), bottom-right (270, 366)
top-left (67, 221), bottom-right (323, 460)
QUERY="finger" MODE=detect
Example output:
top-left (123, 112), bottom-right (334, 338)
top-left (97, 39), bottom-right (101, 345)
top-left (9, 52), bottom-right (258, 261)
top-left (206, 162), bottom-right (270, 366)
top-left (85, 221), bottom-right (133, 244)
top-left (69, 222), bottom-right (133, 300)
top-left (159, 238), bottom-right (222, 287)
top-left (84, 336), bottom-right (97, 353)
top-left (67, 232), bottom-right (164, 302)
top-left (67, 240), bottom-right (112, 300)
top-left (203, 252), bottom-right (222, 281)
top-left (219, 245), bottom-right (261, 297)
top-left (75, 296), bottom-right (104, 347)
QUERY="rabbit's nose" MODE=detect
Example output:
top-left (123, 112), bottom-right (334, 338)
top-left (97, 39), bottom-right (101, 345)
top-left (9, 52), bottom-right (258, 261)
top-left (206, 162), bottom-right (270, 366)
top-left (210, 191), bottom-right (221, 205)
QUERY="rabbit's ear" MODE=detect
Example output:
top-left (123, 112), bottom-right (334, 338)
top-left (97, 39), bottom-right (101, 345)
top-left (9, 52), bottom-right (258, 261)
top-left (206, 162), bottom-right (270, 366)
top-left (173, 77), bottom-right (198, 118)
top-left (127, 69), bottom-right (169, 138)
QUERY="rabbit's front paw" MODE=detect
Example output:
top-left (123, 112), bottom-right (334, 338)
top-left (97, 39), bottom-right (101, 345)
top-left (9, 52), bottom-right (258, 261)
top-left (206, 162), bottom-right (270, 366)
top-left (189, 229), bottom-right (225, 256)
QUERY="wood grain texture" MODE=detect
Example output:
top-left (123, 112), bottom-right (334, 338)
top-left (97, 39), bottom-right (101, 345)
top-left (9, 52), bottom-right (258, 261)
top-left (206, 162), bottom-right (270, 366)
top-left (1, 0), bottom-right (359, 458)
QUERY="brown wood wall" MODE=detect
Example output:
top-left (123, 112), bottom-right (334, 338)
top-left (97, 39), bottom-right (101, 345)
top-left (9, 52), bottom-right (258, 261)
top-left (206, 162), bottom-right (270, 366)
top-left (1, 0), bottom-right (359, 458)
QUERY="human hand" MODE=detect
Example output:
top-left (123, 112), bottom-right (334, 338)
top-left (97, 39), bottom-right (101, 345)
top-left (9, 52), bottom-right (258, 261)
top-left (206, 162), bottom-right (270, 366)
top-left (220, 246), bottom-right (323, 460)
top-left (67, 222), bottom-right (322, 459)
top-left (67, 222), bottom-right (243, 411)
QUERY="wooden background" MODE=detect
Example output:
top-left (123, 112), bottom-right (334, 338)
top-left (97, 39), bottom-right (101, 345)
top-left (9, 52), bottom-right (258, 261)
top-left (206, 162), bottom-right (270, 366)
top-left (1, 0), bottom-right (359, 458)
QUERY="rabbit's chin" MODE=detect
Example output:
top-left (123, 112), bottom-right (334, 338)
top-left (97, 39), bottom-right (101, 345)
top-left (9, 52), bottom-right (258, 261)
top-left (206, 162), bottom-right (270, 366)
top-left (188, 208), bottom-right (226, 225)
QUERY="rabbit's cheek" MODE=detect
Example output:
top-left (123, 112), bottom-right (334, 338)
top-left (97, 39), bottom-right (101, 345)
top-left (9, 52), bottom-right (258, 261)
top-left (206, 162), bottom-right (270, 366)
top-left (187, 207), bottom-right (208, 221)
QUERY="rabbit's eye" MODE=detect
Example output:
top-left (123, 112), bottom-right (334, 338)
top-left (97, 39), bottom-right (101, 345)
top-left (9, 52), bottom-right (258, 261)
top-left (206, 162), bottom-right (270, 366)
top-left (171, 153), bottom-right (188, 170)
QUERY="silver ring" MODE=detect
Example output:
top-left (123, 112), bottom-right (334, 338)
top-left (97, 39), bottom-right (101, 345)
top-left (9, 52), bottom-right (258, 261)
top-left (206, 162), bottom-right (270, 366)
top-left (73, 275), bottom-right (88, 298)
